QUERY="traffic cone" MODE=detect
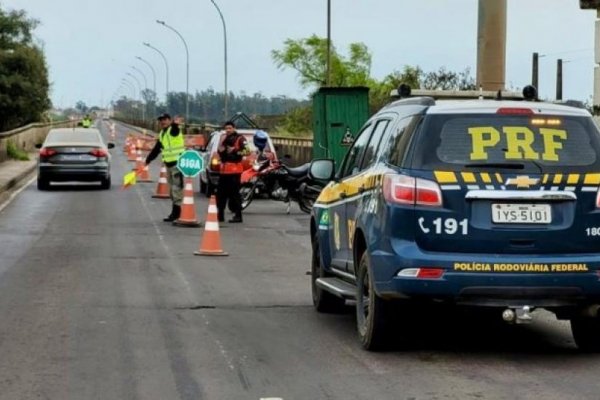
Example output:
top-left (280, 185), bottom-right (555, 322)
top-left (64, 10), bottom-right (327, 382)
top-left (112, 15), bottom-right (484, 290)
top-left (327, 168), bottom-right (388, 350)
top-left (195, 196), bottom-right (228, 256)
top-left (138, 164), bottom-right (153, 183)
top-left (152, 166), bottom-right (171, 199)
top-left (127, 144), bottom-right (137, 162)
top-left (173, 177), bottom-right (201, 227)
top-left (133, 150), bottom-right (144, 171)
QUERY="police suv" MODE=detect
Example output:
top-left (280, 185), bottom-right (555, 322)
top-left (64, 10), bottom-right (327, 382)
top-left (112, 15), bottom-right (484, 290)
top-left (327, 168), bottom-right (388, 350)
top-left (308, 85), bottom-right (600, 351)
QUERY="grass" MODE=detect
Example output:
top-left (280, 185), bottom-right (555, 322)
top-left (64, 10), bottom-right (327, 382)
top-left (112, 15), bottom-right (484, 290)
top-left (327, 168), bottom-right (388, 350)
top-left (6, 141), bottom-right (29, 161)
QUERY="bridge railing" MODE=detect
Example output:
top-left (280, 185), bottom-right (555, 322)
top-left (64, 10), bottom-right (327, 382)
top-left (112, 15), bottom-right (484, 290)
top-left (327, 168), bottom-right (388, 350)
top-left (0, 120), bottom-right (76, 162)
top-left (271, 136), bottom-right (314, 166)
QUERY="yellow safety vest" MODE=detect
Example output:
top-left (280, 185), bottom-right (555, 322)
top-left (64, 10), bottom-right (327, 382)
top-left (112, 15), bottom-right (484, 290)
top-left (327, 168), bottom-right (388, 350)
top-left (82, 119), bottom-right (92, 128)
top-left (159, 127), bottom-right (185, 163)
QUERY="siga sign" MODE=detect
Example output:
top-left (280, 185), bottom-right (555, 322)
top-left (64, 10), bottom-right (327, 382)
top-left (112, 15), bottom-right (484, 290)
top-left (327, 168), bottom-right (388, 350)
top-left (177, 150), bottom-right (204, 178)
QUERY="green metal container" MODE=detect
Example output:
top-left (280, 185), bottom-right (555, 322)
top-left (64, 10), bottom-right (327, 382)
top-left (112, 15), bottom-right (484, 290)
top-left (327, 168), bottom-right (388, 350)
top-left (312, 87), bottom-right (370, 166)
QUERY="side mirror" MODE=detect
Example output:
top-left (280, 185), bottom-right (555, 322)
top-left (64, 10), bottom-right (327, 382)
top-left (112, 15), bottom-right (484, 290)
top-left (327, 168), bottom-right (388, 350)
top-left (35, 143), bottom-right (43, 149)
top-left (309, 159), bottom-right (336, 182)
top-left (107, 142), bottom-right (115, 149)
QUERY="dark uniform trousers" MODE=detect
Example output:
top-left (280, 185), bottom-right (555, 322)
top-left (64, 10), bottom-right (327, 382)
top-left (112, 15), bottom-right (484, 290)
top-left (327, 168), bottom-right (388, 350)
top-left (217, 173), bottom-right (242, 218)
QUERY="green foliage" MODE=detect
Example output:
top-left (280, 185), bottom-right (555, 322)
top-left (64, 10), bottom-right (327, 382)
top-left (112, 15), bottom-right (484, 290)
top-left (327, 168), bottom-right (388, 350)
top-left (0, 5), bottom-right (50, 131)
top-left (272, 34), bottom-right (372, 89)
top-left (275, 106), bottom-right (313, 137)
top-left (6, 141), bottom-right (29, 161)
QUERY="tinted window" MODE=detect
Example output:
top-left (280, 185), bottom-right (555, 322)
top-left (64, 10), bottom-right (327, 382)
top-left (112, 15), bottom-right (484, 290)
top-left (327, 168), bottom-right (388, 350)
top-left (411, 114), bottom-right (600, 172)
top-left (361, 120), bottom-right (390, 169)
top-left (341, 124), bottom-right (373, 177)
top-left (386, 116), bottom-right (421, 167)
top-left (46, 130), bottom-right (102, 144)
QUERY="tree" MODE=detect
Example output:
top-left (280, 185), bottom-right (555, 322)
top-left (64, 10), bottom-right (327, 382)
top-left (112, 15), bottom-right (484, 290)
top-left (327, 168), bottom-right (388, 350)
top-left (272, 35), bottom-right (372, 89)
top-left (422, 67), bottom-right (476, 91)
top-left (75, 101), bottom-right (88, 114)
top-left (0, 6), bottom-right (50, 131)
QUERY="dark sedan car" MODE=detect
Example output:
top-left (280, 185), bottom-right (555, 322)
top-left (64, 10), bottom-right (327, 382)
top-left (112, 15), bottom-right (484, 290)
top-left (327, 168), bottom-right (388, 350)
top-left (36, 128), bottom-right (114, 190)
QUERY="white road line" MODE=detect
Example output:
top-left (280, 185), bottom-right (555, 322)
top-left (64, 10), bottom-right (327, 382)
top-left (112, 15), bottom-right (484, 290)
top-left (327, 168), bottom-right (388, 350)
top-left (0, 175), bottom-right (36, 214)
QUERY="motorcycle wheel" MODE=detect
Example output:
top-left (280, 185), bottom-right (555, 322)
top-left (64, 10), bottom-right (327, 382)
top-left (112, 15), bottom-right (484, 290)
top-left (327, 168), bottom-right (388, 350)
top-left (240, 182), bottom-right (256, 210)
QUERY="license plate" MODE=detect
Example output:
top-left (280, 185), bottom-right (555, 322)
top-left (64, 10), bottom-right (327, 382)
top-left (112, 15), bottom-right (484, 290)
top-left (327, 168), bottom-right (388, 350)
top-left (492, 204), bottom-right (552, 224)
top-left (61, 155), bottom-right (90, 161)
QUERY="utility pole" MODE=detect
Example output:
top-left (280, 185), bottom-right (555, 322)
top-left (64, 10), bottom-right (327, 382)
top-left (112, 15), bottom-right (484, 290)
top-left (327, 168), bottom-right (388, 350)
top-left (556, 59), bottom-right (563, 101)
top-left (532, 52), bottom-right (539, 90)
top-left (476, 0), bottom-right (507, 91)
top-left (326, 0), bottom-right (332, 86)
top-left (210, 0), bottom-right (229, 121)
top-left (580, 2), bottom-right (600, 109)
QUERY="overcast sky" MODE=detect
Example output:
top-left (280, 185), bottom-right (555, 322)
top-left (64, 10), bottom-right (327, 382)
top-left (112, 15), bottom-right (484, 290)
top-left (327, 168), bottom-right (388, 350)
top-left (4, 0), bottom-right (597, 107)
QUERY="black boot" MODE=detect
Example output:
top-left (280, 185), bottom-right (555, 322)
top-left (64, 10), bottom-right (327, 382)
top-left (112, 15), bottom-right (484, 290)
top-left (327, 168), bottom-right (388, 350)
top-left (163, 205), bottom-right (179, 222)
top-left (218, 210), bottom-right (225, 223)
top-left (229, 214), bottom-right (243, 223)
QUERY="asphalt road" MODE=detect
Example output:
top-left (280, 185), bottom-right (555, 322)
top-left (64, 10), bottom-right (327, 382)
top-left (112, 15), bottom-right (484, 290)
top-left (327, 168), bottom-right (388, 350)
top-left (0, 121), bottom-right (599, 400)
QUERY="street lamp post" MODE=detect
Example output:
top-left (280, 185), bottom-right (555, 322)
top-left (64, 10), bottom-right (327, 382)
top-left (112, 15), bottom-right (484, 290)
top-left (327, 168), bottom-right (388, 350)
top-left (136, 56), bottom-right (157, 119)
top-left (326, 0), bottom-right (332, 86)
top-left (210, 0), bottom-right (229, 120)
top-left (143, 42), bottom-right (170, 105)
top-left (126, 72), bottom-right (145, 122)
top-left (131, 65), bottom-right (149, 122)
top-left (157, 20), bottom-right (190, 126)
top-left (121, 79), bottom-right (138, 120)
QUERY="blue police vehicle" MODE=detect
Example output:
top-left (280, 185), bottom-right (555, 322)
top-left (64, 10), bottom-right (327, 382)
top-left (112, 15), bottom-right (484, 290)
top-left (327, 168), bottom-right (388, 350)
top-left (308, 85), bottom-right (600, 351)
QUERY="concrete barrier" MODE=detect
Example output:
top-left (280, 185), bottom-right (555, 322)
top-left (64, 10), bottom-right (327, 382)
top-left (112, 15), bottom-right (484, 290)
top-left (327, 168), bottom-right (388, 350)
top-left (0, 120), bottom-right (75, 162)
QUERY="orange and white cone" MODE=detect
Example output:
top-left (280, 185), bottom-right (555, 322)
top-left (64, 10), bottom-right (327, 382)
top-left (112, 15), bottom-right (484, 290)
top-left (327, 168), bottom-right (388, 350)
top-left (127, 144), bottom-right (137, 162)
top-left (152, 166), bottom-right (170, 199)
top-left (173, 177), bottom-right (201, 227)
top-left (195, 196), bottom-right (228, 256)
top-left (133, 150), bottom-right (144, 171)
top-left (138, 163), bottom-right (153, 183)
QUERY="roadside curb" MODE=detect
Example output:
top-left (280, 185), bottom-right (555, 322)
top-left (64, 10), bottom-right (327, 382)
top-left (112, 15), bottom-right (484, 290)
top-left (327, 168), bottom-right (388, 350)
top-left (0, 162), bottom-right (36, 195)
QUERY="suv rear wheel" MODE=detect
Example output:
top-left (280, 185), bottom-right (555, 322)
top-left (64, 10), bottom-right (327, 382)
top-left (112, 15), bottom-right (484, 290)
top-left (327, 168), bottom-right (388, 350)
top-left (311, 234), bottom-right (345, 313)
top-left (356, 251), bottom-right (393, 351)
top-left (571, 315), bottom-right (600, 352)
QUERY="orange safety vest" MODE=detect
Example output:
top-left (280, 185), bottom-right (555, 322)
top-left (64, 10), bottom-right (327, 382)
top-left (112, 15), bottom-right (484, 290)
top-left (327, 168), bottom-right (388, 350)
top-left (220, 136), bottom-right (245, 175)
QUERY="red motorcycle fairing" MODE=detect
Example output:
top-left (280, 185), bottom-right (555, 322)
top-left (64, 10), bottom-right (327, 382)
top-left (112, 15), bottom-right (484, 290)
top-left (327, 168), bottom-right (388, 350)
top-left (241, 168), bottom-right (259, 184)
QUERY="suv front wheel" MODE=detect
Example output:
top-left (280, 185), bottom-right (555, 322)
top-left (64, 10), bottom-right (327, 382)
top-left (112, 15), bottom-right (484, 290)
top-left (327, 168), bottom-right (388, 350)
top-left (311, 234), bottom-right (345, 313)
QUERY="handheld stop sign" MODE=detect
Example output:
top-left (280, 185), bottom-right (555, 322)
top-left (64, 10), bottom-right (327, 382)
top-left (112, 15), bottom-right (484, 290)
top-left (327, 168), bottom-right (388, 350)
top-left (177, 150), bottom-right (204, 178)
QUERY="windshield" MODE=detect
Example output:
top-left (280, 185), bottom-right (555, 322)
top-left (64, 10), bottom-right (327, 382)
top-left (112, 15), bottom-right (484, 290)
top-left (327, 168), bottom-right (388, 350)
top-left (411, 114), bottom-right (600, 173)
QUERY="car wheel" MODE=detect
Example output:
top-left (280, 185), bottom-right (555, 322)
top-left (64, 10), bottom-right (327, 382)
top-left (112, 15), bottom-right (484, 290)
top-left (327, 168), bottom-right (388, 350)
top-left (311, 233), bottom-right (345, 313)
top-left (200, 177), bottom-right (207, 194)
top-left (101, 176), bottom-right (111, 190)
top-left (571, 315), bottom-right (600, 352)
top-left (356, 251), bottom-right (393, 351)
top-left (205, 179), bottom-right (213, 198)
top-left (37, 178), bottom-right (50, 191)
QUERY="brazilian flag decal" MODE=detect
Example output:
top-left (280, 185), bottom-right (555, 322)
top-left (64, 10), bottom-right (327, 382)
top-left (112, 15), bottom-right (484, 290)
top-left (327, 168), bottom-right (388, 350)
top-left (319, 210), bottom-right (330, 228)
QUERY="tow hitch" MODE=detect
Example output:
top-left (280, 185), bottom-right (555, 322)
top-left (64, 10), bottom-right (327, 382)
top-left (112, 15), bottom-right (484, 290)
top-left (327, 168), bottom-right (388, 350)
top-left (502, 306), bottom-right (533, 324)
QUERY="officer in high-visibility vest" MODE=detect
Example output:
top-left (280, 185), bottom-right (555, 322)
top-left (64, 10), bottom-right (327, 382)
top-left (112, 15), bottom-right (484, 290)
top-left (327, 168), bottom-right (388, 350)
top-left (217, 121), bottom-right (248, 223)
top-left (82, 115), bottom-right (92, 128)
top-left (145, 113), bottom-right (186, 222)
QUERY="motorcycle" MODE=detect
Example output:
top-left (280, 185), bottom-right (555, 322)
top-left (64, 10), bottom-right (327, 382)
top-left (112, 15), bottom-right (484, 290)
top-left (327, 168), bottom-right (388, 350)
top-left (240, 155), bottom-right (323, 214)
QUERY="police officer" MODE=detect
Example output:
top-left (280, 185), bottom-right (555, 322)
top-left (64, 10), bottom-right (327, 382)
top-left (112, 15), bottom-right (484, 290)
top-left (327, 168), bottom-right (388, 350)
top-left (217, 121), bottom-right (248, 223)
top-left (145, 114), bottom-right (186, 222)
top-left (82, 115), bottom-right (92, 128)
